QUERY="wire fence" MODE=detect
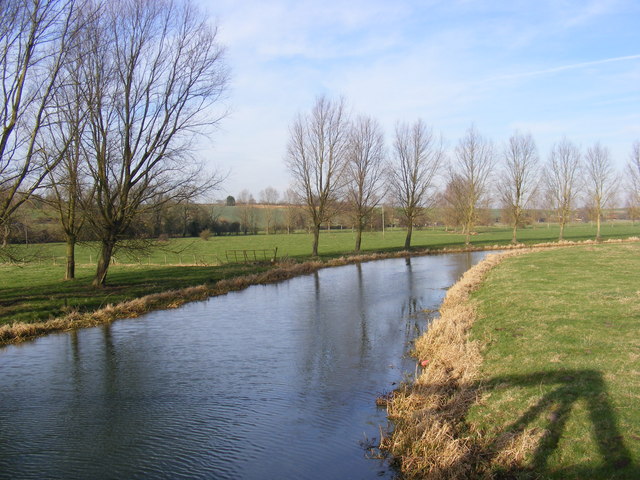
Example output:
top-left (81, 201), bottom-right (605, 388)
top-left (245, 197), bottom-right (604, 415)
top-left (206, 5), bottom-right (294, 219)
top-left (23, 248), bottom-right (279, 267)
top-left (29, 253), bottom-right (226, 267)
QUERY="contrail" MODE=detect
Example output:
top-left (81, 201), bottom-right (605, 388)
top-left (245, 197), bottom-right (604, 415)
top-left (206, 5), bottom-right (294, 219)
top-left (490, 54), bottom-right (640, 81)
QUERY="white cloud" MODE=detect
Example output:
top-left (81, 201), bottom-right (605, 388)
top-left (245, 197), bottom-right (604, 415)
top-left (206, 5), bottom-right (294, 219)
top-left (194, 0), bottom-right (640, 196)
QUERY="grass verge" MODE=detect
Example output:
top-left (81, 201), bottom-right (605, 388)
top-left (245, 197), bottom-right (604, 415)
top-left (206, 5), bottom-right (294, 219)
top-left (384, 243), bottom-right (640, 479)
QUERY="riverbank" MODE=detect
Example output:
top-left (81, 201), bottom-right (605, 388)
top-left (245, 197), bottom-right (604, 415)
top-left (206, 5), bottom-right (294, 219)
top-left (2, 238), bottom-right (639, 346)
top-left (383, 243), bottom-right (640, 479)
top-left (0, 247), bottom-right (491, 344)
top-left (4, 225), bottom-right (640, 327)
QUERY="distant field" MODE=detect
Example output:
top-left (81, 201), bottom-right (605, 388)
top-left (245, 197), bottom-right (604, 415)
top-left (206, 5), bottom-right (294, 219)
top-left (2, 222), bottom-right (640, 327)
top-left (7, 222), bottom-right (640, 266)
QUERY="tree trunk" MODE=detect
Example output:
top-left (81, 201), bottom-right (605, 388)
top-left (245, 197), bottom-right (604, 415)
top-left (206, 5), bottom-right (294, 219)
top-left (93, 238), bottom-right (116, 287)
top-left (404, 222), bottom-right (413, 250)
top-left (1, 225), bottom-right (8, 248)
top-left (355, 223), bottom-right (363, 252)
top-left (312, 224), bottom-right (320, 257)
top-left (511, 222), bottom-right (518, 244)
top-left (559, 220), bottom-right (565, 241)
top-left (596, 214), bottom-right (601, 242)
top-left (65, 234), bottom-right (76, 280)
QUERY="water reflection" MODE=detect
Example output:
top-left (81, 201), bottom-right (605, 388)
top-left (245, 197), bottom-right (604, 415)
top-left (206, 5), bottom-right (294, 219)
top-left (0, 251), bottom-right (493, 480)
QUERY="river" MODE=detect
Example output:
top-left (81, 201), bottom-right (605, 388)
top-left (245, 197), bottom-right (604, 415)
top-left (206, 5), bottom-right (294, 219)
top-left (0, 251), bottom-right (491, 479)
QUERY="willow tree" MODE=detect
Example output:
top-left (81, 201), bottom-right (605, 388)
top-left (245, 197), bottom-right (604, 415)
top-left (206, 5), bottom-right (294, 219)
top-left (286, 96), bottom-right (350, 257)
top-left (345, 115), bottom-right (385, 252)
top-left (45, 70), bottom-right (90, 280)
top-left (498, 132), bottom-right (539, 244)
top-left (544, 138), bottom-right (582, 240)
top-left (627, 141), bottom-right (640, 219)
top-left (259, 186), bottom-right (279, 234)
top-left (388, 120), bottom-right (444, 250)
top-left (584, 142), bottom-right (616, 241)
top-left (0, 0), bottom-right (80, 252)
top-left (82, 0), bottom-right (228, 287)
top-left (452, 126), bottom-right (495, 245)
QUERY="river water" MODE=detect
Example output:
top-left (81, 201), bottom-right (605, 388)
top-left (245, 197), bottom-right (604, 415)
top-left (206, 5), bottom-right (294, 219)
top-left (0, 251), bottom-right (491, 479)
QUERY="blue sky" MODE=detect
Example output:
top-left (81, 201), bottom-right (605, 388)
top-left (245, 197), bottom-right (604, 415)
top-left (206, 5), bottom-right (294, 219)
top-left (196, 0), bottom-right (640, 200)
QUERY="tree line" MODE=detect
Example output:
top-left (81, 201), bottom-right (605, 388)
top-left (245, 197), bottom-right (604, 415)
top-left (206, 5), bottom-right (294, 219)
top-left (0, 0), bottom-right (228, 285)
top-left (285, 95), bottom-right (639, 255)
top-left (3, 3), bottom-right (639, 283)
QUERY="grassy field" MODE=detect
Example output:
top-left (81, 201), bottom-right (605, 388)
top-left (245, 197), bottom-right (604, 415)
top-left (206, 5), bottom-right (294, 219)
top-left (384, 243), bottom-right (640, 479)
top-left (2, 222), bottom-right (640, 328)
top-left (8, 221), bottom-right (640, 265)
top-left (466, 244), bottom-right (640, 478)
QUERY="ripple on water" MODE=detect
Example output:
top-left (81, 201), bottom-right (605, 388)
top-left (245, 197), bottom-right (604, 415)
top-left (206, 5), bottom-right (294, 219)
top-left (0, 252), bottom-right (493, 480)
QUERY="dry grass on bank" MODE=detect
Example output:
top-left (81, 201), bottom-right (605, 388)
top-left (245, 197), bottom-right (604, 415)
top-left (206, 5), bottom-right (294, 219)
top-left (382, 250), bottom-right (529, 479)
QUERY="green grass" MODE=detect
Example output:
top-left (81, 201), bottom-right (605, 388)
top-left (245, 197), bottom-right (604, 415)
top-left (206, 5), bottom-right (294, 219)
top-left (2, 222), bottom-right (640, 328)
top-left (468, 244), bottom-right (640, 478)
top-left (9, 222), bottom-right (640, 264)
top-left (0, 263), bottom-right (271, 324)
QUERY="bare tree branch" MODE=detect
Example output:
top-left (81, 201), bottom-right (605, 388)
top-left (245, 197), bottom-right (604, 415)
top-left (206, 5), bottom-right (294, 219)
top-left (345, 115), bottom-right (385, 252)
top-left (584, 142), bottom-right (617, 241)
top-left (285, 95), bottom-right (350, 256)
top-left (452, 125), bottom-right (495, 245)
top-left (498, 132), bottom-right (540, 244)
top-left (388, 119), bottom-right (444, 249)
top-left (0, 0), bottom-right (80, 253)
top-left (81, 0), bottom-right (229, 286)
top-left (544, 138), bottom-right (582, 240)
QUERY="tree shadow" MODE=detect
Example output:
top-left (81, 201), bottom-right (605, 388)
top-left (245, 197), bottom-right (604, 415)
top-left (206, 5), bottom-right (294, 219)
top-left (442, 369), bottom-right (637, 478)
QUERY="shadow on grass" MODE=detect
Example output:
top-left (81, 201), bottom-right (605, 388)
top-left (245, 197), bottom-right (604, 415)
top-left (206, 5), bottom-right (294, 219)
top-left (449, 369), bottom-right (636, 479)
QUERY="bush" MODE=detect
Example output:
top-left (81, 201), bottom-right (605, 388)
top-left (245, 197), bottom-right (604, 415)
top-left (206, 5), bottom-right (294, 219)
top-left (199, 229), bottom-right (211, 241)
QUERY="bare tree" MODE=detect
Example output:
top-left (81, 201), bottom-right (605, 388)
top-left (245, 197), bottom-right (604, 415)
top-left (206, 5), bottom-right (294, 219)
top-left (627, 141), bottom-right (640, 218)
top-left (388, 120), bottom-right (443, 249)
top-left (45, 84), bottom-right (89, 279)
top-left (544, 138), bottom-right (582, 240)
top-left (236, 189), bottom-right (254, 205)
top-left (498, 132), bottom-right (540, 244)
top-left (259, 186), bottom-right (279, 234)
top-left (584, 142), bottom-right (617, 241)
top-left (440, 173), bottom-right (467, 231)
top-left (237, 189), bottom-right (257, 234)
top-left (0, 0), bottom-right (80, 254)
top-left (283, 187), bottom-right (304, 234)
top-left (42, 15), bottom-right (96, 279)
top-left (345, 115), bottom-right (385, 252)
top-left (82, 0), bottom-right (228, 286)
top-left (285, 96), bottom-right (350, 256)
top-left (452, 125), bottom-right (495, 245)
